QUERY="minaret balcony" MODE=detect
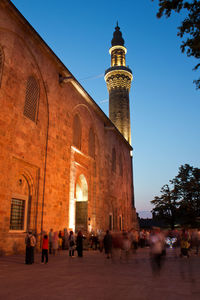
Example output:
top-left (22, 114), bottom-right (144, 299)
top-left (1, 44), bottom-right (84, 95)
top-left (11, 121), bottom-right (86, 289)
top-left (104, 66), bottom-right (133, 91)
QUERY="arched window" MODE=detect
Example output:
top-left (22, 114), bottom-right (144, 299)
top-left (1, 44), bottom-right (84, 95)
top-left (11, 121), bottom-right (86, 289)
top-left (73, 114), bottom-right (82, 150)
top-left (119, 153), bottom-right (123, 176)
top-left (0, 46), bottom-right (4, 87)
top-left (23, 76), bottom-right (39, 122)
top-left (112, 148), bottom-right (116, 172)
top-left (88, 127), bottom-right (95, 158)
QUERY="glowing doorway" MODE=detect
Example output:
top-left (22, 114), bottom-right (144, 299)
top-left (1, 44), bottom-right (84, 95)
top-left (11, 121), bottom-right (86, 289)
top-left (75, 174), bottom-right (88, 232)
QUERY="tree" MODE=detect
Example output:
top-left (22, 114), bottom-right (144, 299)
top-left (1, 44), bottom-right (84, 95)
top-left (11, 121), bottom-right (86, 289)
top-left (151, 184), bottom-right (179, 229)
top-left (171, 164), bottom-right (200, 225)
top-left (153, 0), bottom-right (200, 89)
top-left (151, 164), bottom-right (200, 228)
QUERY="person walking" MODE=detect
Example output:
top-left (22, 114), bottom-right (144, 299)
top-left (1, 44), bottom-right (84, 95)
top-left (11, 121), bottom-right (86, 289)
top-left (76, 231), bottom-right (84, 257)
top-left (103, 230), bottom-right (112, 259)
top-left (41, 234), bottom-right (49, 264)
top-left (180, 228), bottom-right (190, 258)
top-left (149, 227), bottom-right (165, 275)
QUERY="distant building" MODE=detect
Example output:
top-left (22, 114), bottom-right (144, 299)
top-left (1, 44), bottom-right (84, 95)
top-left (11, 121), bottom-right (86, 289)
top-left (0, 0), bottom-right (137, 254)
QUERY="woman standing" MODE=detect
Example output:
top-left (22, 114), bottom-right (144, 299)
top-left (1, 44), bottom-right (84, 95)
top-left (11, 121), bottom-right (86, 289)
top-left (68, 231), bottom-right (75, 257)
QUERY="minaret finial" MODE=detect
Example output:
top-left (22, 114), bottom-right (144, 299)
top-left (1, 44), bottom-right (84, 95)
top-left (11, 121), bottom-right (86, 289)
top-left (116, 21), bottom-right (118, 27)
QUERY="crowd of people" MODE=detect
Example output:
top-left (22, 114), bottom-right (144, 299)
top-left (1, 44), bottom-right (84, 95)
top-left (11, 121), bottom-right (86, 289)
top-left (25, 227), bottom-right (200, 274)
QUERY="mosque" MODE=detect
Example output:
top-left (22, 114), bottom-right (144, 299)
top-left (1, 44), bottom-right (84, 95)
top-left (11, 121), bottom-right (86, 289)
top-left (0, 0), bottom-right (137, 254)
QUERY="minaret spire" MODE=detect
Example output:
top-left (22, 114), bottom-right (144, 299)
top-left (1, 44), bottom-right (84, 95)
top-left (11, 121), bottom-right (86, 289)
top-left (105, 25), bottom-right (133, 144)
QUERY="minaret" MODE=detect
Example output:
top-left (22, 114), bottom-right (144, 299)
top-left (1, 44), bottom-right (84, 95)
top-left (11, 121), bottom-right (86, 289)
top-left (105, 23), bottom-right (133, 144)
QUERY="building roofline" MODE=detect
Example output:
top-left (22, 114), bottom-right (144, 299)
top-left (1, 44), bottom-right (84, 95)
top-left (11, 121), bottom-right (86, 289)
top-left (2, 0), bottom-right (133, 151)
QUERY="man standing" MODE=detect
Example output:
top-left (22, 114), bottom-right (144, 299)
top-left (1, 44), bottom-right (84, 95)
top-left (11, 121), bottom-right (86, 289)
top-left (25, 230), bottom-right (36, 264)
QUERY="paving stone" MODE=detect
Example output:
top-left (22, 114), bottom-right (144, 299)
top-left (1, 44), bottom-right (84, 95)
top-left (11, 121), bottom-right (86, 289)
top-left (0, 248), bottom-right (200, 299)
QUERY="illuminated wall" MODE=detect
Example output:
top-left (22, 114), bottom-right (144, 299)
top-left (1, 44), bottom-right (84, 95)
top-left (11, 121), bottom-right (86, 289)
top-left (0, 1), bottom-right (137, 255)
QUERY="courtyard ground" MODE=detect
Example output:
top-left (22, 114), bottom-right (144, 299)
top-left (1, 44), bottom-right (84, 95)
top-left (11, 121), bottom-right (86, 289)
top-left (0, 247), bottom-right (200, 300)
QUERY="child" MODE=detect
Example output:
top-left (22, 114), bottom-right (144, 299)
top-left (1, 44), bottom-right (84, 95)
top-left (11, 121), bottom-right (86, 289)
top-left (42, 234), bottom-right (49, 264)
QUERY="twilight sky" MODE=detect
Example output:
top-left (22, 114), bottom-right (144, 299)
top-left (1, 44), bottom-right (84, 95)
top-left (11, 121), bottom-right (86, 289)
top-left (11, 0), bottom-right (200, 218)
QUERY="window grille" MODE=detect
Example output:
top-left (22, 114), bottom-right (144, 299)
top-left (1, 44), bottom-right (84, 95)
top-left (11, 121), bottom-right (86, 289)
top-left (23, 76), bottom-right (39, 122)
top-left (10, 198), bottom-right (25, 230)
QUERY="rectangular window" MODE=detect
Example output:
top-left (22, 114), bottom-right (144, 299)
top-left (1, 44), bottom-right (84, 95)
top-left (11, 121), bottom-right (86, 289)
top-left (10, 198), bottom-right (25, 230)
top-left (109, 214), bottom-right (113, 231)
top-left (119, 216), bottom-right (122, 231)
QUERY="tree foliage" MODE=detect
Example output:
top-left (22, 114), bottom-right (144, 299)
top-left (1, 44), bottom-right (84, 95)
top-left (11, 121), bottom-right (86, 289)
top-left (153, 0), bottom-right (200, 89)
top-left (151, 164), bottom-right (200, 228)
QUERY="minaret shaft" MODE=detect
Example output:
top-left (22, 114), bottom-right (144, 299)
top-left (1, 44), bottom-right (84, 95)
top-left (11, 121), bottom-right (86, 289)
top-left (109, 89), bottom-right (131, 143)
top-left (105, 25), bottom-right (133, 144)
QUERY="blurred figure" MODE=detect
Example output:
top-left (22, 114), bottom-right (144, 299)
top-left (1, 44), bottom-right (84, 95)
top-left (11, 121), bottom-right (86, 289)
top-left (132, 230), bottom-right (139, 253)
top-left (41, 234), bottom-right (49, 264)
top-left (196, 228), bottom-right (200, 255)
top-left (76, 230), bottom-right (84, 257)
top-left (48, 228), bottom-right (54, 254)
top-left (121, 231), bottom-right (131, 262)
top-left (191, 228), bottom-right (200, 255)
top-left (58, 230), bottom-right (63, 250)
top-left (145, 230), bottom-right (150, 247)
top-left (63, 228), bottom-right (69, 250)
top-left (180, 228), bottom-right (190, 258)
top-left (149, 228), bottom-right (165, 275)
top-left (98, 231), bottom-right (104, 253)
top-left (68, 231), bottom-right (75, 257)
top-left (103, 230), bottom-right (112, 259)
top-left (139, 230), bottom-right (145, 248)
top-left (52, 231), bottom-right (58, 256)
top-left (93, 234), bottom-right (99, 250)
top-left (128, 229), bottom-right (134, 251)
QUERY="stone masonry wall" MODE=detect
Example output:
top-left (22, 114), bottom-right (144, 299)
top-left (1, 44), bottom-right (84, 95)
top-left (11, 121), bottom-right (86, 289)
top-left (0, 1), bottom-right (137, 255)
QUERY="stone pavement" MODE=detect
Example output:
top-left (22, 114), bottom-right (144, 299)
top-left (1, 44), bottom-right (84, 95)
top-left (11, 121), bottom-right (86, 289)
top-left (0, 248), bottom-right (200, 300)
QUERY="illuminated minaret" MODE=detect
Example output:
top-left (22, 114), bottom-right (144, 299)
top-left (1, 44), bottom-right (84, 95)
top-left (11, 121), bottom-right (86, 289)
top-left (105, 23), bottom-right (133, 144)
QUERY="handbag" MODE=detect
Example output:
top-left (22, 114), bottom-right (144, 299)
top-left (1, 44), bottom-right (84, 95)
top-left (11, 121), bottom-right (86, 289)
top-left (70, 240), bottom-right (75, 247)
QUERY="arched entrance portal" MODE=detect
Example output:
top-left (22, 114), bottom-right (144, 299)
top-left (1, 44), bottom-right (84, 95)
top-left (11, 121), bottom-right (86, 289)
top-left (75, 174), bottom-right (88, 232)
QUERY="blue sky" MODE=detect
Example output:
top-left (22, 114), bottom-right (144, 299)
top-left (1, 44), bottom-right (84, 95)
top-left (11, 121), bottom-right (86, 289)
top-left (11, 0), bottom-right (200, 218)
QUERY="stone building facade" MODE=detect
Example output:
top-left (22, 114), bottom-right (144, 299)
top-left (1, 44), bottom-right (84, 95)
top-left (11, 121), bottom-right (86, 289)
top-left (0, 0), bottom-right (137, 254)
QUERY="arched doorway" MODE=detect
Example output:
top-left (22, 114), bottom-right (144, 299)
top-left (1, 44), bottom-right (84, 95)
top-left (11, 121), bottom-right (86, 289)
top-left (75, 174), bottom-right (88, 232)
